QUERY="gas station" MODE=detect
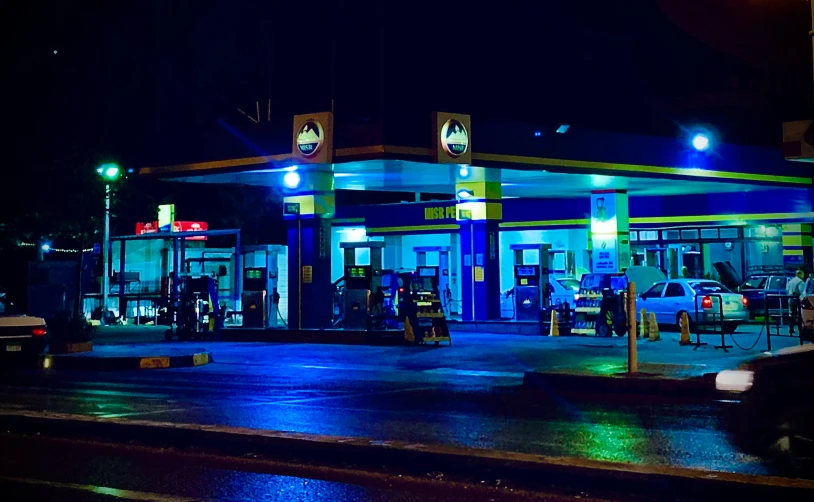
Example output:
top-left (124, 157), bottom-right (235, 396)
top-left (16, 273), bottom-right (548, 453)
top-left (133, 111), bottom-right (814, 338)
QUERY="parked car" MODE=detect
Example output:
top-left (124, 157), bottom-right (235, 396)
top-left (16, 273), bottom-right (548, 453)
top-left (635, 279), bottom-right (749, 332)
top-left (0, 292), bottom-right (48, 355)
top-left (738, 274), bottom-right (792, 318)
top-left (716, 344), bottom-right (814, 466)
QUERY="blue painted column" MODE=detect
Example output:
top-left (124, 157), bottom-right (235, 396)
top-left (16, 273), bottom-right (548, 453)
top-left (457, 180), bottom-right (502, 321)
top-left (284, 171), bottom-right (334, 330)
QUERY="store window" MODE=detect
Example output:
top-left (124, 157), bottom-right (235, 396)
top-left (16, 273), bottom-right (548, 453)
top-left (719, 228), bottom-right (739, 239)
top-left (681, 229), bottom-right (699, 240)
top-left (700, 228), bottom-right (719, 239)
top-left (639, 231), bottom-right (658, 241)
top-left (630, 231), bottom-right (638, 242)
top-left (663, 230), bottom-right (680, 240)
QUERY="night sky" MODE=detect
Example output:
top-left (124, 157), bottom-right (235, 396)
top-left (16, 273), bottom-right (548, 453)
top-left (8, 0), bottom-right (812, 173)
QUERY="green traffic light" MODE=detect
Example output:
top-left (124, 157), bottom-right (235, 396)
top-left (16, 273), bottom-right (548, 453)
top-left (98, 163), bottom-right (120, 180)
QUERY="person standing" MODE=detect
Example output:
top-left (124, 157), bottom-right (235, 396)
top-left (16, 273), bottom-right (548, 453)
top-left (786, 269), bottom-right (805, 335)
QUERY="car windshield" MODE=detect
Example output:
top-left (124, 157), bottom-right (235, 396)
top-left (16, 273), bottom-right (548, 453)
top-left (741, 276), bottom-right (767, 290)
top-left (690, 281), bottom-right (731, 294)
top-left (556, 279), bottom-right (580, 291)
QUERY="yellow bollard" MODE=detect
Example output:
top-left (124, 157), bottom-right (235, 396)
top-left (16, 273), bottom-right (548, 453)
top-left (679, 311), bottom-right (692, 346)
top-left (639, 308), bottom-right (649, 339)
top-left (648, 312), bottom-right (661, 341)
top-left (549, 309), bottom-right (559, 336)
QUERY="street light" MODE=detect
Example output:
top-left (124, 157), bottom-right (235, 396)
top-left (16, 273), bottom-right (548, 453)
top-left (691, 133), bottom-right (711, 152)
top-left (97, 163), bottom-right (121, 320)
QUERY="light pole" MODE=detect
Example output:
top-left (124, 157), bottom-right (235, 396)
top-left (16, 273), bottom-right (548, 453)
top-left (97, 163), bottom-right (120, 321)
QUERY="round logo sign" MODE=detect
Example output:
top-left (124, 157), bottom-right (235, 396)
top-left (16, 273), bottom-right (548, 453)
top-left (440, 119), bottom-right (469, 157)
top-left (296, 120), bottom-right (324, 157)
top-left (522, 297), bottom-right (532, 308)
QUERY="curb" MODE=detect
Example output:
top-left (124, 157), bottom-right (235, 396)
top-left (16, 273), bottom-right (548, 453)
top-left (39, 351), bottom-right (213, 371)
top-left (523, 370), bottom-right (718, 398)
top-left (0, 411), bottom-right (811, 500)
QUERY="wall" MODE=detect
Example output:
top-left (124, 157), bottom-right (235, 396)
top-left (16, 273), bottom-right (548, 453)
top-left (498, 229), bottom-right (589, 293)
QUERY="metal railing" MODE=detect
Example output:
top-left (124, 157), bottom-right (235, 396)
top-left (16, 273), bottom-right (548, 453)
top-left (693, 293), bottom-right (731, 351)
top-left (764, 294), bottom-right (804, 352)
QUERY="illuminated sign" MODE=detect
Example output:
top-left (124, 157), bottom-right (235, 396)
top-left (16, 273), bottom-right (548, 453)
top-left (424, 206), bottom-right (457, 220)
top-left (245, 269), bottom-right (263, 280)
top-left (157, 204), bottom-right (175, 231)
top-left (440, 119), bottom-right (469, 158)
top-left (135, 222), bottom-right (158, 235)
top-left (296, 120), bottom-right (324, 157)
top-left (172, 221), bottom-right (209, 241)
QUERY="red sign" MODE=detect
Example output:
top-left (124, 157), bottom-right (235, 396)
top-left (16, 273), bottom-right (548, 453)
top-left (135, 221), bottom-right (159, 235)
top-left (172, 221), bottom-right (208, 241)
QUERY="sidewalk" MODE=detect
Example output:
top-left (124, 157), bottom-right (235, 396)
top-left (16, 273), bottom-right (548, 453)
top-left (83, 324), bottom-right (799, 383)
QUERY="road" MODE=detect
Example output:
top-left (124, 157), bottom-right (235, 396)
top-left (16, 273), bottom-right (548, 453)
top-left (0, 339), bottom-right (796, 480)
top-left (0, 433), bottom-right (543, 502)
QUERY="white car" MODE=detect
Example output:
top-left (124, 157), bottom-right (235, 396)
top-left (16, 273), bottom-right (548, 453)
top-left (0, 293), bottom-right (48, 355)
top-left (636, 279), bottom-right (749, 332)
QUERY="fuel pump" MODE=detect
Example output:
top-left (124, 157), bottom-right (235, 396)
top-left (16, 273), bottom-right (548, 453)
top-left (340, 241), bottom-right (385, 330)
top-left (510, 244), bottom-right (552, 321)
top-left (414, 246), bottom-right (454, 313)
top-left (241, 245), bottom-right (285, 328)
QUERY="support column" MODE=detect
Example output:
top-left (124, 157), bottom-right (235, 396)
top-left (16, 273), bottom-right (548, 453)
top-left (782, 223), bottom-right (813, 269)
top-left (590, 190), bottom-right (630, 273)
top-left (456, 180), bottom-right (501, 321)
top-left (284, 171), bottom-right (334, 330)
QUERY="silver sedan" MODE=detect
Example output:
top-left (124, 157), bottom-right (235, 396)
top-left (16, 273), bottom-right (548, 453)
top-left (636, 279), bottom-right (749, 331)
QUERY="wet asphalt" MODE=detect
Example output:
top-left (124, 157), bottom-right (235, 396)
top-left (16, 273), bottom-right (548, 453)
top-left (0, 344), bottom-right (790, 479)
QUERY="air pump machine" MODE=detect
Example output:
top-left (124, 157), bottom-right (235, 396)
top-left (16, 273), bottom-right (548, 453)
top-left (510, 243), bottom-right (552, 321)
top-left (340, 241), bottom-right (386, 330)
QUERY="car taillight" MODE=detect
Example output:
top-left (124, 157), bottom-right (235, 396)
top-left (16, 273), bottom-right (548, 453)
top-left (701, 296), bottom-right (713, 309)
top-left (31, 327), bottom-right (47, 336)
top-left (741, 297), bottom-right (748, 308)
top-left (802, 298), bottom-right (814, 310)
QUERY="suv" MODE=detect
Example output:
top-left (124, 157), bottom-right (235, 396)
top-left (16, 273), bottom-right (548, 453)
top-left (0, 293), bottom-right (48, 355)
top-left (738, 274), bottom-right (791, 318)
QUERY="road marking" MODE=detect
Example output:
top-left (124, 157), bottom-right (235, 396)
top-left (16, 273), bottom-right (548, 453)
top-left (0, 475), bottom-right (197, 501)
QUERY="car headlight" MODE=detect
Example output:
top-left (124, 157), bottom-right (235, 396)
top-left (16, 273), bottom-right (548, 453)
top-left (715, 370), bottom-right (754, 392)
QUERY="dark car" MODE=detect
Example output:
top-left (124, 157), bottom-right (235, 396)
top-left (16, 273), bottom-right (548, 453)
top-left (738, 274), bottom-right (791, 318)
top-left (0, 293), bottom-right (48, 355)
top-left (716, 344), bottom-right (814, 466)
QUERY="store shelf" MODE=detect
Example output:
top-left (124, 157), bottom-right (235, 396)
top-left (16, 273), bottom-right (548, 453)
top-left (417, 313), bottom-right (446, 318)
top-left (575, 307), bottom-right (600, 313)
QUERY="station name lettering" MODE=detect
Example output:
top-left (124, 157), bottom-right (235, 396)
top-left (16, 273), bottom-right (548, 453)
top-left (424, 206), bottom-right (456, 220)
